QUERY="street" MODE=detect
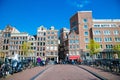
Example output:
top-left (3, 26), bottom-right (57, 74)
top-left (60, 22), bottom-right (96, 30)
top-left (1, 64), bottom-right (120, 80)
top-left (35, 65), bottom-right (100, 80)
top-left (3, 64), bottom-right (101, 80)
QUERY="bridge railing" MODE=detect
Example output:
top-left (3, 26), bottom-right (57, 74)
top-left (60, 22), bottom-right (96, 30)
top-left (83, 59), bottom-right (120, 73)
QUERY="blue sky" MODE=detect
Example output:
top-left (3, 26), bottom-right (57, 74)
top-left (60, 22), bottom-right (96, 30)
top-left (0, 0), bottom-right (120, 35)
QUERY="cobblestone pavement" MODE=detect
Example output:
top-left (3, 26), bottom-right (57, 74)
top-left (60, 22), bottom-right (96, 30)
top-left (36, 65), bottom-right (100, 80)
top-left (79, 65), bottom-right (120, 80)
top-left (1, 65), bottom-right (51, 80)
top-left (2, 64), bottom-right (119, 80)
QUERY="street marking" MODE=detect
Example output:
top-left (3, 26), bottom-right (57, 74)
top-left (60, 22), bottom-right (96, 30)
top-left (30, 65), bottom-right (52, 80)
top-left (76, 65), bottom-right (108, 80)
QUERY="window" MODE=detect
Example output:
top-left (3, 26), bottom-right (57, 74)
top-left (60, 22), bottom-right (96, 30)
top-left (76, 36), bottom-right (79, 39)
top-left (84, 25), bottom-right (88, 29)
top-left (51, 52), bottom-right (53, 55)
top-left (44, 32), bottom-right (46, 36)
top-left (48, 41), bottom-right (50, 44)
top-left (85, 38), bottom-right (89, 43)
top-left (94, 24), bottom-right (100, 28)
top-left (100, 45), bottom-right (102, 49)
top-left (40, 47), bottom-right (42, 51)
top-left (106, 45), bottom-right (113, 49)
top-left (52, 32), bottom-right (54, 34)
top-left (73, 40), bottom-right (75, 43)
top-left (34, 47), bottom-right (36, 50)
top-left (8, 33), bottom-right (11, 37)
top-left (83, 18), bottom-right (87, 23)
top-left (115, 37), bottom-right (120, 42)
top-left (51, 36), bottom-right (54, 39)
top-left (43, 53), bottom-right (45, 56)
top-left (103, 30), bottom-right (110, 35)
top-left (93, 30), bottom-right (101, 35)
top-left (86, 45), bottom-right (88, 49)
top-left (40, 53), bottom-right (42, 56)
top-left (114, 30), bottom-right (119, 35)
top-left (111, 24), bottom-right (116, 27)
top-left (38, 37), bottom-right (40, 41)
top-left (54, 41), bottom-right (57, 44)
top-left (48, 36), bottom-right (50, 39)
top-left (43, 42), bottom-right (45, 46)
top-left (47, 32), bottom-right (50, 34)
top-left (43, 37), bottom-right (46, 41)
top-left (40, 42), bottom-right (42, 46)
top-left (4, 33), bottom-right (7, 37)
top-left (84, 31), bottom-right (88, 36)
top-left (51, 41), bottom-right (53, 44)
top-left (14, 37), bottom-right (16, 40)
top-left (104, 37), bottom-right (112, 42)
top-left (4, 39), bottom-right (6, 44)
top-left (70, 45), bottom-right (72, 49)
top-left (41, 37), bottom-right (42, 41)
top-left (94, 38), bottom-right (102, 42)
top-left (77, 45), bottom-right (79, 48)
top-left (69, 40), bottom-right (72, 44)
top-left (75, 40), bottom-right (79, 43)
top-left (73, 45), bottom-right (75, 49)
top-left (6, 46), bottom-right (8, 50)
top-left (6, 39), bottom-right (9, 44)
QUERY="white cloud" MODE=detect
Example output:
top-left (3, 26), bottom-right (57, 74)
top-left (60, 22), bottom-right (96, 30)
top-left (67, 0), bottom-right (90, 8)
top-left (77, 4), bottom-right (84, 8)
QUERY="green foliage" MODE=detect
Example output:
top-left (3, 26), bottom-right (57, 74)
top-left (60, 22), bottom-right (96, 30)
top-left (113, 43), bottom-right (120, 57)
top-left (113, 43), bottom-right (120, 51)
top-left (88, 39), bottom-right (100, 56)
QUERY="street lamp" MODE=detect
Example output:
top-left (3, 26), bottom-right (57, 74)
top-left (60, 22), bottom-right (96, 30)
top-left (66, 53), bottom-right (69, 61)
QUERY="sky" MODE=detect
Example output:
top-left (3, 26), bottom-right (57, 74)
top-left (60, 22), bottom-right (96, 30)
top-left (0, 0), bottom-right (120, 35)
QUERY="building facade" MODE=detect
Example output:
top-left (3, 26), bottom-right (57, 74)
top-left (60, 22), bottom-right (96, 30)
top-left (0, 25), bottom-right (59, 62)
top-left (0, 30), bottom-right (4, 59)
top-left (92, 19), bottom-right (120, 59)
top-left (28, 35), bottom-right (36, 60)
top-left (46, 26), bottom-right (59, 62)
top-left (36, 26), bottom-right (47, 60)
top-left (67, 30), bottom-right (81, 61)
top-left (37, 25), bottom-right (59, 62)
top-left (59, 28), bottom-right (69, 61)
top-left (69, 11), bottom-right (120, 60)
top-left (1, 25), bottom-right (31, 60)
top-left (2, 25), bottom-right (14, 58)
top-left (1, 11), bottom-right (120, 62)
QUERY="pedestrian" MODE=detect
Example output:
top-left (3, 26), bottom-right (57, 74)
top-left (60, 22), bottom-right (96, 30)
top-left (37, 57), bottom-right (41, 66)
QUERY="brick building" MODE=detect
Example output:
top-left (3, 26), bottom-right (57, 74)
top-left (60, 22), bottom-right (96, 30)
top-left (37, 25), bottom-right (59, 62)
top-left (60, 11), bottom-right (120, 61)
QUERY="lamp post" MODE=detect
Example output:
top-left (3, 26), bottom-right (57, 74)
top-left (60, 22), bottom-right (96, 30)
top-left (66, 53), bottom-right (69, 62)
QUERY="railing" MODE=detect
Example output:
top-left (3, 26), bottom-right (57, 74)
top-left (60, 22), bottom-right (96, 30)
top-left (82, 59), bottom-right (120, 74)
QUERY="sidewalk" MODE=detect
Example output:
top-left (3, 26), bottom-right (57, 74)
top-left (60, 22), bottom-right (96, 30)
top-left (79, 65), bottom-right (120, 80)
top-left (1, 65), bottom-right (53, 80)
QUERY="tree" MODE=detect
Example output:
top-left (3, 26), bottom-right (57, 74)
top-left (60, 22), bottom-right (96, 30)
top-left (21, 41), bottom-right (32, 58)
top-left (112, 43), bottom-right (120, 59)
top-left (88, 39), bottom-right (100, 59)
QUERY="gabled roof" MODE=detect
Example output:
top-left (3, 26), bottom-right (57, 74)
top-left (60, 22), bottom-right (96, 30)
top-left (4, 25), bottom-right (20, 33)
top-left (68, 30), bottom-right (78, 35)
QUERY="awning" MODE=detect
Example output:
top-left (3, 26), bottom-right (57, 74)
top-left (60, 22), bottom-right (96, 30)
top-left (69, 55), bottom-right (80, 60)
